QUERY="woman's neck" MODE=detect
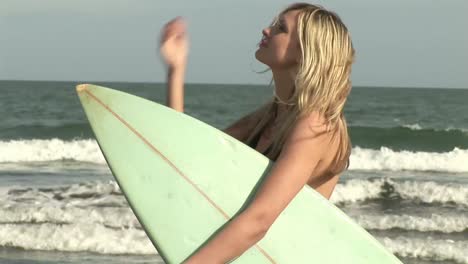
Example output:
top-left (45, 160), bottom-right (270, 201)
top-left (272, 71), bottom-right (295, 119)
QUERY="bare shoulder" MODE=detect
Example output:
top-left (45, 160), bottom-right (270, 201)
top-left (298, 111), bottom-right (328, 131)
top-left (279, 112), bottom-right (339, 197)
top-left (244, 112), bottom-right (335, 219)
top-left (282, 112), bottom-right (331, 156)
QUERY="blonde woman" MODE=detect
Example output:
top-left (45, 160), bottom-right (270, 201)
top-left (160, 2), bottom-right (354, 263)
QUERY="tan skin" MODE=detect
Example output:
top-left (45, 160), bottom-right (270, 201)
top-left (160, 11), bottom-right (340, 263)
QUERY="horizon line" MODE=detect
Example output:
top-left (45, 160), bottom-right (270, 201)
top-left (0, 79), bottom-right (466, 90)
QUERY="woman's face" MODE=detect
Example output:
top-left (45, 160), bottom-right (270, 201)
top-left (255, 10), bottom-right (301, 70)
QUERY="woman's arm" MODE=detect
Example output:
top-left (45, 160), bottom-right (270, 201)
top-left (159, 17), bottom-right (189, 113)
top-left (166, 66), bottom-right (185, 112)
top-left (184, 113), bottom-right (329, 263)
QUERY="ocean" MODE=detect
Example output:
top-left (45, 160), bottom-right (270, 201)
top-left (0, 80), bottom-right (467, 264)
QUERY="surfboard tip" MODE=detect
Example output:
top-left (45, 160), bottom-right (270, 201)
top-left (76, 84), bottom-right (89, 93)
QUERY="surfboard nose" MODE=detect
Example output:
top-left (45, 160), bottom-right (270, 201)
top-left (76, 84), bottom-right (89, 93)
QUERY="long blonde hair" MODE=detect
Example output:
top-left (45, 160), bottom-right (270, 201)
top-left (247, 3), bottom-right (355, 174)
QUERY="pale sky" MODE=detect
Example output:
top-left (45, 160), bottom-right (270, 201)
top-left (1, 0), bottom-right (467, 88)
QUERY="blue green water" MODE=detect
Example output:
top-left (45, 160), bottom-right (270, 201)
top-left (0, 80), bottom-right (467, 264)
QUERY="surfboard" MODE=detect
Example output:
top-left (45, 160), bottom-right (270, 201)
top-left (77, 84), bottom-right (402, 263)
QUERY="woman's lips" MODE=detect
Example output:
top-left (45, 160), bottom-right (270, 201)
top-left (259, 38), bottom-right (268, 47)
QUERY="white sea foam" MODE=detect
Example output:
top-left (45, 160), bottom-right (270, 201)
top-left (4, 205), bottom-right (466, 236)
top-left (0, 223), bottom-right (156, 255)
top-left (402, 123), bottom-right (423, 130)
top-left (446, 127), bottom-right (468, 133)
top-left (350, 147), bottom-right (468, 172)
top-left (380, 236), bottom-right (468, 263)
top-left (1, 222), bottom-right (466, 262)
top-left (396, 180), bottom-right (468, 205)
top-left (0, 206), bottom-right (140, 229)
top-left (330, 178), bottom-right (468, 206)
top-left (1, 181), bottom-right (468, 260)
top-left (400, 124), bottom-right (468, 133)
top-left (0, 139), bottom-right (105, 163)
top-left (2, 180), bottom-right (467, 234)
top-left (0, 182), bottom-right (132, 228)
top-left (355, 213), bottom-right (468, 233)
top-left (330, 179), bottom-right (384, 203)
top-left (3, 176), bottom-right (468, 209)
top-left (1, 139), bottom-right (467, 173)
top-left (2, 181), bottom-right (124, 208)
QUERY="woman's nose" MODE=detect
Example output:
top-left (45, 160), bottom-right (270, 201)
top-left (262, 27), bottom-right (270, 37)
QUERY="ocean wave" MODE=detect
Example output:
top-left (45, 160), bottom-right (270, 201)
top-left (0, 139), bottom-right (104, 164)
top-left (330, 178), bottom-right (383, 203)
top-left (4, 204), bottom-right (466, 235)
top-left (1, 223), bottom-right (466, 261)
top-left (381, 236), bottom-right (468, 263)
top-left (331, 178), bottom-right (468, 206)
top-left (355, 213), bottom-right (468, 233)
top-left (0, 206), bottom-right (140, 229)
top-left (402, 124), bottom-right (468, 133)
top-left (0, 170), bottom-right (154, 256)
top-left (1, 139), bottom-right (467, 173)
top-left (1, 181), bottom-right (468, 260)
top-left (0, 182), bottom-right (140, 230)
top-left (3, 181), bottom-right (124, 207)
top-left (3, 180), bottom-right (468, 230)
top-left (402, 124), bottom-right (423, 130)
top-left (0, 222), bottom-right (155, 255)
top-left (350, 147), bottom-right (468, 172)
top-left (2, 123), bottom-right (468, 152)
top-left (1, 176), bottom-right (454, 206)
top-left (349, 125), bottom-right (468, 152)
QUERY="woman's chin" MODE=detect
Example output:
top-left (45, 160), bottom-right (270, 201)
top-left (254, 50), bottom-right (268, 66)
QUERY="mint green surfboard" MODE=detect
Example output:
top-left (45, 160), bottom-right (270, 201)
top-left (77, 84), bottom-right (402, 264)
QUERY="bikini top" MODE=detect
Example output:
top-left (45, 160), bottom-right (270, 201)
top-left (247, 103), bottom-right (280, 161)
top-left (248, 127), bottom-right (272, 154)
top-left (248, 125), bottom-right (280, 161)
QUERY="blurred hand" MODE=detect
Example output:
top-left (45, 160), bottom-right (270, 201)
top-left (159, 17), bottom-right (189, 70)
